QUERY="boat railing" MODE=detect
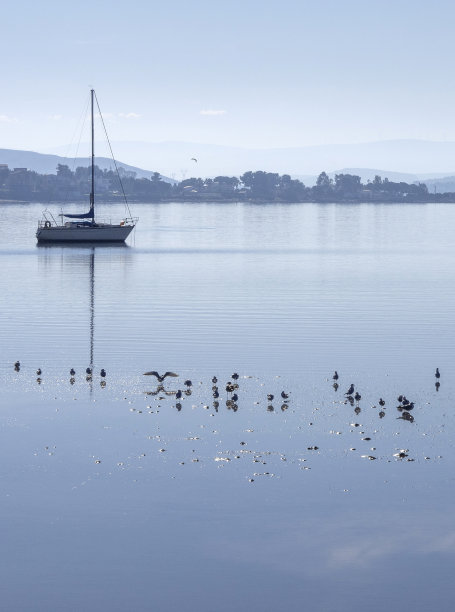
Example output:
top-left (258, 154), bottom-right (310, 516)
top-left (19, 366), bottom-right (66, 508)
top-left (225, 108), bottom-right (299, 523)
top-left (95, 216), bottom-right (138, 226)
top-left (37, 209), bottom-right (60, 228)
top-left (37, 215), bottom-right (139, 229)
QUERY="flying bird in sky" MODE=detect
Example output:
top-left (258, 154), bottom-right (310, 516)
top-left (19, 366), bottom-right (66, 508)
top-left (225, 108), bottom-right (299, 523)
top-left (190, 158), bottom-right (198, 162)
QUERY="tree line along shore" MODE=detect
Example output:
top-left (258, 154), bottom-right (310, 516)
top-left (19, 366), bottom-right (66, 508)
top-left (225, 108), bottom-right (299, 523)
top-left (1, 163), bottom-right (454, 203)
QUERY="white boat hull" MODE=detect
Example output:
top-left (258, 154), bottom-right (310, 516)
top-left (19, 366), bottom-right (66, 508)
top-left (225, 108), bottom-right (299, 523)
top-left (36, 224), bottom-right (134, 243)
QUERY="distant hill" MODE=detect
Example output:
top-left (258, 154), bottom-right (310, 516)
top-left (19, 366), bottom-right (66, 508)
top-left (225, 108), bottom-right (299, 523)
top-left (6, 141), bottom-right (455, 192)
top-left (0, 148), bottom-right (175, 183)
top-left (421, 176), bottom-right (455, 193)
top-left (52, 139), bottom-right (455, 179)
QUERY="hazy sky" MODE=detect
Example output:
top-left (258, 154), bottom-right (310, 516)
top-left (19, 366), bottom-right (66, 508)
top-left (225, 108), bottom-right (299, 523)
top-left (2, 0), bottom-right (455, 153)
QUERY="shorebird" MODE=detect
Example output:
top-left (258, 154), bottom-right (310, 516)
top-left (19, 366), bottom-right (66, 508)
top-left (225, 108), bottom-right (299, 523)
top-left (36, 368), bottom-right (42, 376)
top-left (70, 368), bottom-right (76, 376)
top-left (184, 380), bottom-right (192, 388)
top-left (232, 393), bottom-right (238, 402)
top-left (281, 391), bottom-right (289, 399)
top-left (345, 384), bottom-right (354, 396)
top-left (175, 390), bottom-right (182, 399)
top-left (86, 367), bottom-right (92, 375)
top-left (213, 389), bottom-right (219, 398)
top-left (212, 376), bottom-right (217, 384)
top-left (100, 369), bottom-right (106, 378)
top-left (354, 391), bottom-right (361, 401)
top-left (333, 371), bottom-right (339, 380)
top-left (267, 394), bottom-right (274, 401)
top-left (379, 398), bottom-right (385, 406)
top-left (226, 382), bottom-right (235, 394)
top-left (232, 373), bottom-right (239, 381)
top-left (143, 371), bottom-right (178, 382)
top-left (398, 412), bottom-right (414, 423)
top-left (435, 368), bottom-right (440, 379)
top-left (14, 361), bottom-right (20, 371)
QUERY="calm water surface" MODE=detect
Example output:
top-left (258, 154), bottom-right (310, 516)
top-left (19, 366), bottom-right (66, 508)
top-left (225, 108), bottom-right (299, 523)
top-left (1, 202), bottom-right (455, 611)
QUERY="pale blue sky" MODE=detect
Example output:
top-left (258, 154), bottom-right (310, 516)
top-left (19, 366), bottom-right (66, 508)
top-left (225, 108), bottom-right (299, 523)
top-left (2, 0), bottom-right (455, 154)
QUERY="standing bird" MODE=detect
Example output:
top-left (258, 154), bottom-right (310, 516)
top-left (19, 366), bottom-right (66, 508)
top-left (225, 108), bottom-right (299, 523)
top-left (14, 361), bottom-right (20, 371)
top-left (100, 369), bottom-right (106, 378)
top-left (345, 384), bottom-right (354, 396)
top-left (281, 391), bottom-right (289, 399)
top-left (226, 382), bottom-right (235, 394)
top-left (333, 371), bottom-right (339, 381)
top-left (175, 390), bottom-right (182, 399)
top-left (143, 371), bottom-right (178, 382)
top-left (86, 367), bottom-right (92, 375)
top-left (70, 368), bottom-right (76, 376)
top-left (184, 380), bottom-right (192, 388)
top-left (36, 368), bottom-right (42, 376)
top-left (212, 376), bottom-right (217, 384)
top-left (354, 391), bottom-right (361, 402)
top-left (435, 368), bottom-right (440, 379)
top-left (267, 394), bottom-right (274, 402)
top-left (379, 398), bottom-right (385, 407)
top-left (232, 393), bottom-right (238, 402)
top-left (213, 389), bottom-right (219, 399)
top-left (232, 373), bottom-right (239, 381)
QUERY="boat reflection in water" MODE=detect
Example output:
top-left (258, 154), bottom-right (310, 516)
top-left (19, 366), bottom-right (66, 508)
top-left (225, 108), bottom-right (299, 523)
top-left (36, 242), bottom-right (129, 390)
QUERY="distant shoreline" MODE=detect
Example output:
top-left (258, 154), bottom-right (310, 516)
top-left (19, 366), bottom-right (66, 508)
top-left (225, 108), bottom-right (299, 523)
top-left (1, 166), bottom-right (454, 204)
top-left (4, 197), bottom-right (455, 205)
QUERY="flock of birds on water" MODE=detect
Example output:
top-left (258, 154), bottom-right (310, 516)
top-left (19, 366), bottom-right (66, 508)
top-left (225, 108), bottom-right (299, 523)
top-left (9, 361), bottom-right (447, 474)
top-left (11, 361), bottom-right (443, 424)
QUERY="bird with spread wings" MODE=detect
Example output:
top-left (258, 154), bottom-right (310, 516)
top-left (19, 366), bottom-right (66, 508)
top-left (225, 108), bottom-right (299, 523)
top-left (143, 371), bottom-right (179, 382)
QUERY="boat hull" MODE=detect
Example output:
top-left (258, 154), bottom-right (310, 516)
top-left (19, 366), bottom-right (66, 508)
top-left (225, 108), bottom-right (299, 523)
top-left (36, 224), bottom-right (134, 243)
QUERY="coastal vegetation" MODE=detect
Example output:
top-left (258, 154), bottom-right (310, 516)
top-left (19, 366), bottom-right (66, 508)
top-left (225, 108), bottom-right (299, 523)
top-left (0, 163), bottom-right (452, 203)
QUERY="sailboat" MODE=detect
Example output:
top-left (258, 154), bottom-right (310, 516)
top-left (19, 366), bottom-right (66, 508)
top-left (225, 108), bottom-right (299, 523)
top-left (36, 89), bottom-right (137, 243)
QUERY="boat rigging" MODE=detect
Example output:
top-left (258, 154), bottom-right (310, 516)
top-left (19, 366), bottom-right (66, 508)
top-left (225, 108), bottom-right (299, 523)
top-left (36, 89), bottom-right (138, 243)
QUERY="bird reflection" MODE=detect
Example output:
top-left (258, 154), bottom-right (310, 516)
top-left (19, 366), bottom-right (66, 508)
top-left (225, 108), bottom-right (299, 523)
top-left (144, 384), bottom-right (177, 396)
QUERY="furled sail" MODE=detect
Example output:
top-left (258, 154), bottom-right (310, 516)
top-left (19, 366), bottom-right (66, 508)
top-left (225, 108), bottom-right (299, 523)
top-left (63, 208), bottom-right (94, 219)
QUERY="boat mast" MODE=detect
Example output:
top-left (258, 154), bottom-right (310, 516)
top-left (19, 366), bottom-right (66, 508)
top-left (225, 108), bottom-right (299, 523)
top-left (90, 88), bottom-right (95, 222)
